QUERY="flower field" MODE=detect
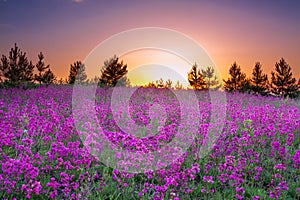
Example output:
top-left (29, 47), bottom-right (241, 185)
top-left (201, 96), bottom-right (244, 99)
top-left (0, 86), bottom-right (299, 199)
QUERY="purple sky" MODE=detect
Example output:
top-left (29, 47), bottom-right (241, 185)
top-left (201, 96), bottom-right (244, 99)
top-left (1, 0), bottom-right (300, 81)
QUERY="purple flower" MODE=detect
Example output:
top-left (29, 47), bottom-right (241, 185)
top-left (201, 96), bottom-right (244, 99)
top-left (236, 187), bottom-right (245, 194)
top-left (286, 133), bottom-right (294, 146)
top-left (236, 193), bottom-right (243, 200)
top-left (203, 176), bottom-right (214, 183)
top-left (271, 141), bottom-right (280, 151)
top-left (274, 164), bottom-right (286, 171)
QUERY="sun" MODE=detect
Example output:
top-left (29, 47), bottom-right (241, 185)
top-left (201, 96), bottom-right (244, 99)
top-left (119, 48), bottom-right (193, 88)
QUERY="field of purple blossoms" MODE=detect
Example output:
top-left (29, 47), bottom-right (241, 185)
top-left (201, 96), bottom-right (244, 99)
top-left (0, 85), bottom-right (299, 200)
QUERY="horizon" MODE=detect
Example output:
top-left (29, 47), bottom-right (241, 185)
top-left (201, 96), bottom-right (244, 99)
top-left (1, 0), bottom-right (300, 84)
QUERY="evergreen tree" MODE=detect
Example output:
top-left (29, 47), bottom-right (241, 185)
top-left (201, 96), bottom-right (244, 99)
top-left (144, 81), bottom-right (157, 88)
top-left (251, 62), bottom-right (268, 95)
top-left (87, 76), bottom-right (100, 85)
top-left (35, 52), bottom-right (49, 84)
top-left (174, 80), bottom-right (184, 90)
top-left (165, 79), bottom-right (172, 88)
top-left (34, 52), bottom-right (55, 86)
top-left (241, 78), bottom-right (252, 94)
top-left (117, 76), bottom-right (131, 87)
top-left (156, 78), bottom-right (165, 88)
top-left (99, 55), bottom-right (128, 87)
top-left (68, 61), bottom-right (87, 84)
top-left (271, 58), bottom-right (298, 98)
top-left (223, 62), bottom-right (246, 92)
top-left (42, 69), bottom-right (56, 86)
top-left (0, 43), bottom-right (34, 85)
top-left (201, 66), bottom-right (220, 89)
top-left (55, 78), bottom-right (65, 85)
top-left (188, 63), bottom-right (207, 90)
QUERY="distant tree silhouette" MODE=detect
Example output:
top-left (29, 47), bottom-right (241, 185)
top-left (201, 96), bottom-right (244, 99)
top-left (35, 52), bottom-right (49, 84)
top-left (99, 55), bottom-right (128, 87)
top-left (223, 62), bottom-right (246, 92)
top-left (188, 63), bottom-right (207, 90)
top-left (144, 81), bottom-right (157, 88)
top-left (117, 76), bottom-right (131, 87)
top-left (241, 78), bottom-right (252, 94)
top-left (250, 62), bottom-right (268, 95)
top-left (0, 43), bottom-right (34, 86)
top-left (144, 78), bottom-right (174, 89)
top-left (92, 76), bottom-right (100, 84)
top-left (54, 78), bottom-right (65, 85)
top-left (165, 79), bottom-right (172, 88)
top-left (68, 61), bottom-right (87, 84)
top-left (34, 52), bottom-right (55, 85)
top-left (298, 79), bottom-right (300, 97)
top-left (156, 78), bottom-right (165, 88)
top-left (43, 69), bottom-right (56, 86)
top-left (174, 80), bottom-right (184, 90)
top-left (0, 69), bottom-right (2, 83)
top-left (86, 76), bottom-right (100, 84)
top-left (271, 58), bottom-right (298, 98)
top-left (201, 66), bottom-right (221, 89)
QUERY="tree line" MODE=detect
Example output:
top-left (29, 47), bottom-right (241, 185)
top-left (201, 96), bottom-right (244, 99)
top-left (0, 43), bottom-right (299, 98)
top-left (0, 44), bottom-right (55, 88)
top-left (221, 59), bottom-right (300, 98)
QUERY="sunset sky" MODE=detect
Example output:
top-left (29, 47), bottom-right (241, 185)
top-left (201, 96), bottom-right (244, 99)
top-left (1, 0), bottom-right (300, 85)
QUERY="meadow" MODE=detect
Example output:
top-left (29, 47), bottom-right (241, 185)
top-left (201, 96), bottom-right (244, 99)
top-left (0, 86), bottom-right (299, 199)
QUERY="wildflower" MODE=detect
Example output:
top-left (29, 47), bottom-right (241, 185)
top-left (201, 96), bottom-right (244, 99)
top-left (203, 176), bottom-right (214, 183)
top-left (271, 141), bottom-right (280, 151)
top-left (274, 164), bottom-right (286, 171)
top-left (236, 187), bottom-right (245, 194)
top-left (236, 194), bottom-right (243, 200)
top-left (286, 133), bottom-right (294, 146)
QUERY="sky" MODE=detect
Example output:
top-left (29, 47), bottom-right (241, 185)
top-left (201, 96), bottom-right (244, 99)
top-left (0, 0), bottom-right (300, 85)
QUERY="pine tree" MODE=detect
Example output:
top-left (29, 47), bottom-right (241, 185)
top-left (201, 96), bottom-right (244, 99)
top-left (117, 76), bottom-right (131, 87)
top-left (0, 43), bottom-right (34, 86)
top-left (87, 76), bottom-right (100, 85)
top-left (99, 55), bottom-right (128, 87)
top-left (43, 69), bottom-right (55, 86)
top-left (55, 78), bottom-right (65, 85)
top-left (156, 78), bottom-right (165, 88)
top-left (144, 81), bottom-right (157, 88)
top-left (68, 61), bottom-right (87, 84)
top-left (241, 78), bottom-right (252, 94)
top-left (223, 62), bottom-right (246, 92)
top-left (271, 58), bottom-right (298, 98)
top-left (35, 52), bottom-right (50, 84)
top-left (251, 62), bottom-right (268, 95)
top-left (165, 79), bottom-right (172, 88)
top-left (201, 66), bottom-right (221, 89)
top-left (188, 63), bottom-right (207, 90)
top-left (174, 80), bottom-right (184, 90)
